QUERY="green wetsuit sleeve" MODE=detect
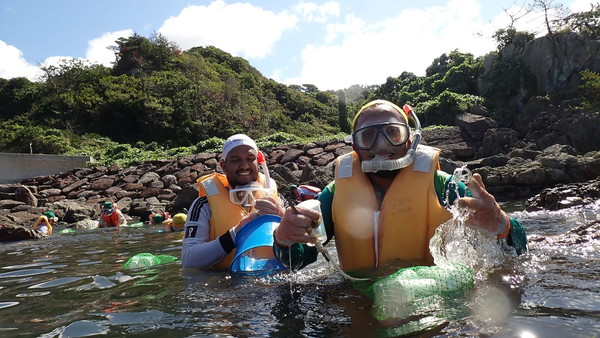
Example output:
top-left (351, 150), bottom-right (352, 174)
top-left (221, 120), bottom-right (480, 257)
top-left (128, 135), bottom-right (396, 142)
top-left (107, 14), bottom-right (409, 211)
top-left (434, 170), bottom-right (471, 206)
top-left (435, 170), bottom-right (527, 254)
top-left (273, 241), bottom-right (318, 271)
top-left (319, 181), bottom-right (335, 244)
top-left (507, 218), bottom-right (528, 255)
top-left (273, 182), bottom-right (336, 271)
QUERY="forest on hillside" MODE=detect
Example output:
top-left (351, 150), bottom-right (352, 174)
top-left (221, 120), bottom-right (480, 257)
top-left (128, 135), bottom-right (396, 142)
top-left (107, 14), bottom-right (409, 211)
top-left (0, 2), bottom-right (599, 166)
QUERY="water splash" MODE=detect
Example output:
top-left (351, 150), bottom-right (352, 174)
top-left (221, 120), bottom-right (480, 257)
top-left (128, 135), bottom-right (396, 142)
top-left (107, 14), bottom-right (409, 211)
top-left (430, 166), bottom-right (512, 281)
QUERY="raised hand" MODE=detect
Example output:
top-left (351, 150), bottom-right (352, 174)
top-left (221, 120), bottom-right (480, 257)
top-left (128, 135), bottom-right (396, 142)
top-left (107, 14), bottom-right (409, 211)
top-left (458, 173), bottom-right (509, 238)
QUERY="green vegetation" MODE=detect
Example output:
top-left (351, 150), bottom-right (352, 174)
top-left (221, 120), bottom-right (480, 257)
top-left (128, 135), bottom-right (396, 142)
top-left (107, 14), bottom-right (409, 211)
top-left (1, 4), bottom-right (599, 167)
top-left (0, 35), bottom-right (492, 165)
top-left (580, 69), bottom-right (600, 110)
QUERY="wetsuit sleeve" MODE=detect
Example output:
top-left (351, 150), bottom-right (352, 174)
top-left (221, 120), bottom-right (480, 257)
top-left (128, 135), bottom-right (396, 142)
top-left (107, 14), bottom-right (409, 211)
top-left (272, 184), bottom-right (334, 271)
top-left (181, 196), bottom-right (235, 268)
top-left (507, 218), bottom-right (528, 255)
top-left (434, 170), bottom-right (528, 254)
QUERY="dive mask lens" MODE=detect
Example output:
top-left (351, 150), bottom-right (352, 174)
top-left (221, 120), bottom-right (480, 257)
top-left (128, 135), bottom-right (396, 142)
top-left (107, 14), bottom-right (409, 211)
top-left (352, 123), bottom-right (409, 150)
top-left (229, 182), bottom-right (269, 207)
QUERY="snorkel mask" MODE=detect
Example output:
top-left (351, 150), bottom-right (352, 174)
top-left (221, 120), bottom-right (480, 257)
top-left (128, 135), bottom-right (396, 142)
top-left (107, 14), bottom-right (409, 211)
top-left (360, 104), bottom-right (422, 173)
top-left (229, 151), bottom-right (275, 207)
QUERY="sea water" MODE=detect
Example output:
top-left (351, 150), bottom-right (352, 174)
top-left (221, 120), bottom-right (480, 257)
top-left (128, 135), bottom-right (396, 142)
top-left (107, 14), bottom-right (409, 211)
top-left (0, 201), bottom-right (598, 336)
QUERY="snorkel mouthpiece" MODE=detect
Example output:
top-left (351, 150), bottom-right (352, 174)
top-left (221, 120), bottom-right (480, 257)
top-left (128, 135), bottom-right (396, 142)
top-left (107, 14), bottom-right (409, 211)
top-left (361, 150), bottom-right (416, 173)
top-left (360, 104), bottom-right (422, 173)
top-left (257, 151), bottom-right (274, 193)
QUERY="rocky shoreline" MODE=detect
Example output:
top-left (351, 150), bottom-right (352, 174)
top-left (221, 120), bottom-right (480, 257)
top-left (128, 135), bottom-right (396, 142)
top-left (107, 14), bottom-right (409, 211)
top-left (2, 96), bottom-right (599, 240)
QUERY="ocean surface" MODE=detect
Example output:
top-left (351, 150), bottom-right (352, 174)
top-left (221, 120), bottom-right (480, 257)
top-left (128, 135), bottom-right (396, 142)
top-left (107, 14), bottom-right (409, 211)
top-left (0, 201), bottom-right (599, 337)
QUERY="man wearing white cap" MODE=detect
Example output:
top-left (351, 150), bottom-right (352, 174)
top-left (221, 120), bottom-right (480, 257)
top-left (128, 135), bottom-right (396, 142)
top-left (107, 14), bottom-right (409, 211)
top-left (181, 134), bottom-right (285, 269)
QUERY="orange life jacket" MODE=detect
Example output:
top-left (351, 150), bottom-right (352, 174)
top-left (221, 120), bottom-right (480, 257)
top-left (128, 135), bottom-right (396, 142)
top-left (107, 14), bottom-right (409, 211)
top-left (332, 145), bottom-right (452, 273)
top-left (196, 172), bottom-right (279, 270)
top-left (101, 210), bottom-right (121, 227)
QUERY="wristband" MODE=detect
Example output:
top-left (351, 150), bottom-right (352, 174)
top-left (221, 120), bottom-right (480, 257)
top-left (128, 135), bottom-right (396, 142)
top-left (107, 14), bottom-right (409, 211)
top-left (273, 229), bottom-right (293, 248)
top-left (496, 212), bottom-right (511, 239)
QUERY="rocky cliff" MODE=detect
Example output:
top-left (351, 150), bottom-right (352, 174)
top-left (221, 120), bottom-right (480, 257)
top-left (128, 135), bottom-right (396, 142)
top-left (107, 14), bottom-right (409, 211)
top-left (480, 32), bottom-right (600, 102)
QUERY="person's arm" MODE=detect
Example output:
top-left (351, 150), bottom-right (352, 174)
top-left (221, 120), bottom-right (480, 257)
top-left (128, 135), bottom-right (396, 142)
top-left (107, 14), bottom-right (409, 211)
top-left (117, 210), bottom-right (127, 225)
top-left (434, 170), bottom-right (527, 255)
top-left (272, 183), bottom-right (336, 270)
top-left (181, 197), bottom-right (234, 268)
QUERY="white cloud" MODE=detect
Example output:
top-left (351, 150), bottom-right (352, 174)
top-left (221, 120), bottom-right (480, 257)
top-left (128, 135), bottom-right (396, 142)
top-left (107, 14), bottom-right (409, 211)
top-left (0, 29), bottom-right (133, 81)
top-left (86, 29), bottom-right (134, 67)
top-left (570, 0), bottom-right (596, 12)
top-left (158, 0), bottom-right (298, 60)
top-left (285, 0), bottom-right (497, 90)
top-left (324, 14), bottom-right (364, 43)
top-left (0, 40), bottom-right (44, 81)
top-left (294, 1), bottom-right (340, 23)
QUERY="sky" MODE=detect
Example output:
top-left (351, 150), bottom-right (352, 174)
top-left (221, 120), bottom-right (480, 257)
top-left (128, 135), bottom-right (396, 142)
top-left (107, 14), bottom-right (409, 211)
top-left (0, 0), bottom-right (596, 91)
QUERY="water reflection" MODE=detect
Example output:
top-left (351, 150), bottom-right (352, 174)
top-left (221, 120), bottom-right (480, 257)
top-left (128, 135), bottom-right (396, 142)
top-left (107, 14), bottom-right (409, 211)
top-left (0, 204), bottom-right (598, 337)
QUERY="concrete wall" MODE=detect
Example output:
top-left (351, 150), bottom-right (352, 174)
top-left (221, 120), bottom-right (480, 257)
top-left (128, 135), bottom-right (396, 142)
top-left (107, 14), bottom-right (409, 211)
top-left (0, 153), bottom-right (92, 184)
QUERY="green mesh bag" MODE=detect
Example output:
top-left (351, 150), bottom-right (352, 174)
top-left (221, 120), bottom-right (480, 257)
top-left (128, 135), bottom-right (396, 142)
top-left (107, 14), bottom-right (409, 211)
top-left (123, 253), bottom-right (178, 269)
top-left (367, 263), bottom-right (474, 321)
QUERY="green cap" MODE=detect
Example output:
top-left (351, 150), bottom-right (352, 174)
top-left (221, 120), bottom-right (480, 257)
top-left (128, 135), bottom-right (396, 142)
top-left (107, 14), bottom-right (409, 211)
top-left (43, 211), bottom-right (56, 219)
top-left (103, 201), bottom-right (113, 209)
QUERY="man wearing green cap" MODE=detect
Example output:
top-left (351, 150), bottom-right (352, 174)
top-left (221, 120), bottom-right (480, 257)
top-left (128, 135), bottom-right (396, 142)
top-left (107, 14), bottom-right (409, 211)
top-left (98, 201), bottom-right (126, 227)
top-left (33, 211), bottom-right (58, 235)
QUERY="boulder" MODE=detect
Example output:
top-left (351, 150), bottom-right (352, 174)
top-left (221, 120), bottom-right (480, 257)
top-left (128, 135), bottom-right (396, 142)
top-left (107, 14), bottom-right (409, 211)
top-left (0, 223), bottom-right (44, 242)
top-left (14, 185), bottom-right (37, 207)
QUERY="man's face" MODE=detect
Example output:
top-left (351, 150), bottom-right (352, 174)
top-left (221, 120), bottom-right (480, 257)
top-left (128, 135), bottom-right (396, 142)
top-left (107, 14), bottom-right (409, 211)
top-left (220, 145), bottom-right (259, 187)
top-left (353, 104), bottom-right (411, 163)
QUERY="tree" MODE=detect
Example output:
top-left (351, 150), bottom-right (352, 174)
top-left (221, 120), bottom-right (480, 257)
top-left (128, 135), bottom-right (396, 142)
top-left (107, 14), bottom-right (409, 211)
top-left (529, 0), bottom-right (570, 35)
top-left (492, 27), bottom-right (535, 50)
top-left (562, 3), bottom-right (600, 38)
top-left (337, 90), bottom-right (351, 133)
top-left (113, 33), bottom-right (179, 76)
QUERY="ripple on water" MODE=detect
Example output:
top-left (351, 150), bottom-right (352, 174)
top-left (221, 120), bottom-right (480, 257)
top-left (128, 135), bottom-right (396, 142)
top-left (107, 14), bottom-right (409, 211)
top-left (0, 302), bottom-right (19, 309)
top-left (78, 261), bottom-right (103, 266)
top-left (73, 275), bottom-right (116, 291)
top-left (16, 291), bottom-right (51, 297)
top-left (43, 264), bottom-right (68, 269)
top-left (1, 262), bottom-right (53, 270)
top-left (58, 320), bottom-right (110, 337)
top-left (84, 250), bottom-right (106, 255)
top-left (28, 276), bottom-right (87, 289)
top-left (0, 269), bottom-right (54, 279)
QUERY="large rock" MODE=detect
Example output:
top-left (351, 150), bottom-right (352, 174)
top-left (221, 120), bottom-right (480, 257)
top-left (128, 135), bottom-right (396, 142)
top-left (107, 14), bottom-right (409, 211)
top-left (46, 200), bottom-right (97, 223)
top-left (519, 33), bottom-right (600, 97)
top-left (14, 185), bottom-right (37, 207)
top-left (0, 223), bottom-right (44, 242)
top-left (526, 177), bottom-right (600, 211)
top-left (455, 112), bottom-right (497, 143)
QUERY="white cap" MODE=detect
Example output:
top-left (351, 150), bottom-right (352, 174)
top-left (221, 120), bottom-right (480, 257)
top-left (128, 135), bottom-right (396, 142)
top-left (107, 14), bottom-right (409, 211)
top-left (221, 134), bottom-right (258, 160)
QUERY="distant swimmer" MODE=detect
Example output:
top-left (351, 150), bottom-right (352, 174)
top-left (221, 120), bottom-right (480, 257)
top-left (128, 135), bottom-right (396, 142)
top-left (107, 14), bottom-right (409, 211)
top-left (98, 201), bottom-right (127, 227)
top-left (33, 211), bottom-right (58, 235)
